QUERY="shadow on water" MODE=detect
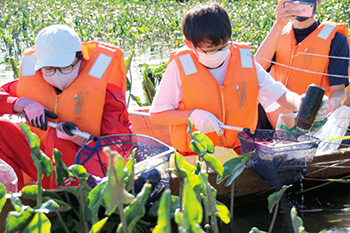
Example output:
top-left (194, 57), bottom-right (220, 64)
top-left (219, 182), bottom-right (350, 233)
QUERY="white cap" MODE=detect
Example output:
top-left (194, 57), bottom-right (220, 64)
top-left (34, 24), bottom-right (83, 71)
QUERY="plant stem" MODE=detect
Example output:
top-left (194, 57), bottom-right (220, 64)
top-left (79, 184), bottom-right (88, 233)
top-left (230, 183), bottom-right (234, 220)
top-left (118, 204), bottom-right (128, 233)
top-left (268, 202), bottom-right (279, 233)
top-left (37, 168), bottom-right (42, 233)
top-left (55, 211), bottom-right (70, 233)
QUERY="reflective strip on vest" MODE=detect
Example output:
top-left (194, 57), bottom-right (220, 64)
top-left (88, 53), bottom-right (112, 79)
top-left (21, 55), bottom-right (36, 77)
top-left (317, 24), bottom-right (336, 40)
top-left (239, 48), bottom-right (253, 68)
top-left (178, 54), bottom-right (197, 76)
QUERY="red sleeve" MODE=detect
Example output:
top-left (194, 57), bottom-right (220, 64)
top-left (101, 83), bottom-right (132, 135)
top-left (0, 80), bottom-right (19, 115)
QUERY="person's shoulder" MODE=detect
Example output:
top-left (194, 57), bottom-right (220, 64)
top-left (332, 32), bottom-right (349, 46)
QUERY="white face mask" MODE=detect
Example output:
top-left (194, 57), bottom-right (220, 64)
top-left (196, 49), bottom-right (229, 69)
top-left (42, 60), bottom-right (81, 90)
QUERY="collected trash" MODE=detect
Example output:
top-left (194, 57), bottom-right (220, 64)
top-left (238, 129), bottom-right (320, 187)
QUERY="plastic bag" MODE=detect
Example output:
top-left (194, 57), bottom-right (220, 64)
top-left (0, 158), bottom-right (18, 193)
top-left (312, 105), bottom-right (350, 151)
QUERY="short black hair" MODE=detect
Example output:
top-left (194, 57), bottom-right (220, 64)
top-left (182, 3), bottom-right (232, 48)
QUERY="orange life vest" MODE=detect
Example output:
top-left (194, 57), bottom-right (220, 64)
top-left (17, 41), bottom-right (126, 142)
top-left (270, 21), bottom-right (350, 96)
top-left (169, 43), bottom-right (259, 153)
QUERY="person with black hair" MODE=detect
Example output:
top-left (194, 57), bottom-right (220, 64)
top-left (255, 0), bottom-right (349, 128)
top-left (149, 3), bottom-right (326, 155)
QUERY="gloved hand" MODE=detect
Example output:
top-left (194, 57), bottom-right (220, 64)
top-left (56, 122), bottom-right (88, 146)
top-left (326, 97), bottom-right (342, 114)
top-left (297, 94), bottom-right (328, 122)
top-left (315, 95), bottom-right (328, 121)
top-left (13, 97), bottom-right (57, 130)
top-left (189, 109), bottom-right (224, 136)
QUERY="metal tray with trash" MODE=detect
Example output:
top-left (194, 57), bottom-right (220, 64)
top-left (238, 129), bottom-right (320, 187)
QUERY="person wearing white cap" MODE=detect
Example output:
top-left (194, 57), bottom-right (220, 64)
top-left (0, 24), bottom-right (131, 189)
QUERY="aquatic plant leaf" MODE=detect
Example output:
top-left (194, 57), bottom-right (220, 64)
top-left (68, 164), bottom-right (89, 184)
top-left (52, 148), bottom-right (70, 187)
top-left (217, 153), bottom-right (252, 186)
top-left (85, 180), bottom-right (106, 222)
top-left (290, 206), bottom-right (307, 233)
top-left (104, 151), bottom-right (133, 215)
top-left (33, 199), bottom-right (60, 214)
top-left (249, 227), bottom-right (267, 233)
top-left (89, 217), bottom-right (108, 233)
top-left (267, 185), bottom-right (292, 214)
top-left (23, 213), bottom-right (51, 233)
top-left (215, 200), bottom-right (231, 224)
top-left (149, 195), bottom-right (180, 219)
top-left (174, 152), bottom-right (195, 173)
top-left (0, 183), bottom-right (7, 214)
top-left (153, 190), bottom-right (171, 233)
top-left (183, 179), bottom-right (203, 226)
top-left (203, 155), bottom-right (224, 179)
top-left (116, 183), bottom-right (152, 233)
top-left (20, 123), bottom-right (53, 178)
top-left (124, 153), bottom-right (135, 192)
top-left (6, 211), bottom-right (33, 232)
top-left (190, 131), bottom-right (215, 155)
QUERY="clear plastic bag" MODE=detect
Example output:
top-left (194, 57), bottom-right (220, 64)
top-left (312, 105), bottom-right (350, 151)
top-left (0, 158), bottom-right (18, 193)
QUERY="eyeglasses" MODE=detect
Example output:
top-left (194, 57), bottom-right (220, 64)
top-left (197, 39), bottom-right (232, 55)
top-left (41, 59), bottom-right (80, 76)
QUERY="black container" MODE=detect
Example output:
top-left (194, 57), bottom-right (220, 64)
top-left (296, 85), bottom-right (325, 130)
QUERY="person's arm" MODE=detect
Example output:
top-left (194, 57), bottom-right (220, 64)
top-left (276, 91), bottom-right (300, 111)
top-left (0, 80), bottom-right (20, 115)
top-left (255, 0), bottom-right (301, 69)
top-left (101, 83), bottom-right (132, 135)
top-left (150, 109), bottom-right (192, 126)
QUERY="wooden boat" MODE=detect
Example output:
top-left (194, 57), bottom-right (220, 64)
top-left (128, 107), bottom-right (350, 203)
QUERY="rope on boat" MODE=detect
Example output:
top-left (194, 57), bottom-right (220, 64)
top-left (254, 55), bottom-right (350, 79)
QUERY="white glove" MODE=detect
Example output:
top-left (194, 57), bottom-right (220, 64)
top-left (326, 97), bottom-right (342, 114)
top-left (189, 109), bottom-right (224, 136)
